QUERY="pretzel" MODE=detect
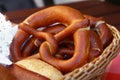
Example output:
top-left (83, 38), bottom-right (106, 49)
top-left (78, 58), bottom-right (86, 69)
top-left (84, 15), bottom-right (113, 48)
top-left (50, 29), bottom-right (103, 62)
top-left (88, 30), bottom-right (103, 62)
top-left (10, 6), bottom-right (89, 62)
top-left (46, 28), bottom-right (103, 62)
top-left (39, 27), bottom-right (90, 73)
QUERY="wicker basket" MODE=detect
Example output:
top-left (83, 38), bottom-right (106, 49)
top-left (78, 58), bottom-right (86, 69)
top-left (64, 24), bottom-right (120, 80)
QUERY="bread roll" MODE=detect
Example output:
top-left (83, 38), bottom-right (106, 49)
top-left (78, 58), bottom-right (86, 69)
top-left (11, 59), bottom-right (63, 80)
top-left (8, 64), bottom-right (49, 80)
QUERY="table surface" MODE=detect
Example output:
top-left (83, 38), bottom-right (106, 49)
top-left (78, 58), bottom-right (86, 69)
top-left (4, 1), bottom-right (120, 30)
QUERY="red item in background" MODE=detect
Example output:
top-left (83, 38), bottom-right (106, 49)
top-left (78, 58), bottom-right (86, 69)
top-left (102, 53), bottom-right (120, 80)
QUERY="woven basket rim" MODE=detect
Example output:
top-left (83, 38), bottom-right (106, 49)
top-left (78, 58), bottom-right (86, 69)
top-left (64, 24), bottom-right (120, 80)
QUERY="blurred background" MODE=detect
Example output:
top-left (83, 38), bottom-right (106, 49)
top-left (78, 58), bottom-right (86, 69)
top-left (0, 0), bottom-right (119, 12)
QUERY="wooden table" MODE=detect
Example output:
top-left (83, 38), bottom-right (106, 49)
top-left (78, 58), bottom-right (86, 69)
top-left (4, 1), bottom-right (120, 30)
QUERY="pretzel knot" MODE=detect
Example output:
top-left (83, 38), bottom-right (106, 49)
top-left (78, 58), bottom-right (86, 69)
top-left (10, 6), bottom-right (113, 73)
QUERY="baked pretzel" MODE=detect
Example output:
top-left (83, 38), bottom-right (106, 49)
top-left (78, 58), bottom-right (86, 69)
top-left (84, 14), bottom-right (113, 48)
top-left (48, 28), bottom-right (103, 62)
top-left (39, 27), bottom-right (90, 73)
top-left (88, 30), bottom-right (103, 62)
top-left (10, 6), bottom-right (89, 62)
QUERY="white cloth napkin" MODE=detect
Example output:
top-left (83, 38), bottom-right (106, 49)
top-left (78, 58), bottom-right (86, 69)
top-left (0, 13), bottom-right (18, 65)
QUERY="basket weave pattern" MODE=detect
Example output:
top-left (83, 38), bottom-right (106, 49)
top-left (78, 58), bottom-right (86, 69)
top-left (64, 25), bottom-right (120, 80)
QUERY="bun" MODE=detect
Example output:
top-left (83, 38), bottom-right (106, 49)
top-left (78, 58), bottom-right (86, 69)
top-left (8, 64), bottom-right (49, 80)
top-left (8, 59), bottom-right (63, 80)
